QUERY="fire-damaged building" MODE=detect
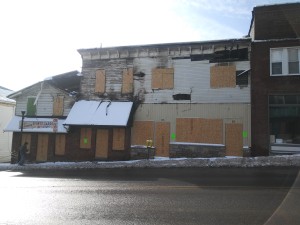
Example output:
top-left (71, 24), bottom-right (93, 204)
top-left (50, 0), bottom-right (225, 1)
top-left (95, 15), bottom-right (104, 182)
top-left (5, 39), bottom-right (251, 162)
top-left (5, 71), bottom-right (82, 163)
top-left (250, 3), bottom-right (300, 156)
top-left (74, 38), bottom-right (251, 160)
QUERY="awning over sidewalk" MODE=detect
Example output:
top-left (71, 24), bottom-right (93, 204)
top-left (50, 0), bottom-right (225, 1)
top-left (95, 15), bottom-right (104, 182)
top-left (4, 117), bottom-right (67, 133)
top-left (64, 100), bottom-right (133, 126)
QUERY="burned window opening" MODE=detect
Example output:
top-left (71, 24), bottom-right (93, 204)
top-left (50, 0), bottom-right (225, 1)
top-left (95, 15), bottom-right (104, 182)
top-left (173, 94), bottom-right (191, 100)
top-left (236, 70), bottom-right (249, 86)
top-left (191, 48), bottom-right (248, 62)
top-left (133, 72), bottom-right (145, 77)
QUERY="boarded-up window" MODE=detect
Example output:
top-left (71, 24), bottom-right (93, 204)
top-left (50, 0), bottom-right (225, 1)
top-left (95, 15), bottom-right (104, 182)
top-left (176, 118), bottom-right (193, 142)
top-left (53, 96), bottom-right (64, 116)
top-left (27, 97), bottom-right (36, 116)
top-left (176, 118), bottom-right (223, 144)
top-left (21, 133), bottom-right (31, 153)
top-left (131, 121), bottom-right (155, 145)
top-left (152, 68), bottom-right (174, 89)
top-left (122, 68), bottom-right (133, 94)
top-left (113, 128), bottom-right (125, 150)
top-left (210, 65), bottom-right (236, 88)
top-left (55, 134), bottom-right (66, 155)
top-left (95, 69), bottom-right (106, 93)
top-left (80, 128), bottom-right (92, 149)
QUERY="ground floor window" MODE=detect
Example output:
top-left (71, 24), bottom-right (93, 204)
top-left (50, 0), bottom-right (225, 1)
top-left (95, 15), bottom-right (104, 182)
top-left (269, 95), bottom-right (300, 144)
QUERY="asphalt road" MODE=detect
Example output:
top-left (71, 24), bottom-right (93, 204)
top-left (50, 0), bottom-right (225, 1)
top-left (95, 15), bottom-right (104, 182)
top-left (0, 167), bottom-right (299, 225)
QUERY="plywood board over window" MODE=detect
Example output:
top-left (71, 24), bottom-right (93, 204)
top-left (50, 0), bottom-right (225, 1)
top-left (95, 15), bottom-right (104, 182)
top-left (193, 118), bottom-right (223, 144)
top-left (210, 65), bottom-right (236, 88)
top-left (80, 128), bottom-right (92, 149)
top-left (95, 69), bottom-right (106, 93)
top-left (131, 121), bottom-right (155, 145)
top-left (55, 134), bottom-right (66, 156)
top-left (176, 118), bottom-right (193, 142)
top-left (122, 68), bottom-right (133, 94)
top-left (113, 128), bottom-right (125, 151)
top-left (152, 68), bottom-right (174, 89)
top-left (176, 118), bottom-right (223, 144)
top-left (53, 96), bottom-right (64, 116)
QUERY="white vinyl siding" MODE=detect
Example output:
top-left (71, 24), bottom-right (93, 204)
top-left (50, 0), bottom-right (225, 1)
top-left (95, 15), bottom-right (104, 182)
top-left (270, 47), bottom-right (300, 76)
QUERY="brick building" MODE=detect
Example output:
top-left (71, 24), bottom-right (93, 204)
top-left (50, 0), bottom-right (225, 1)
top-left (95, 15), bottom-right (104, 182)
top-left (250, 3), bottom-right (300, 156)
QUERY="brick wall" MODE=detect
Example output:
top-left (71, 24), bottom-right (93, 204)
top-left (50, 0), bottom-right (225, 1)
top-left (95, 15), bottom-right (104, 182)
top-left (169, 143), bottom-right (225, 158)
top-left (251, 40), bottom-right (300, 156)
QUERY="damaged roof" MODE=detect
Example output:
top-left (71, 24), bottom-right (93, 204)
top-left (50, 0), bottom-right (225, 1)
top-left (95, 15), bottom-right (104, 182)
top-left (77, 38), bottom-right (251, 55)
top-left (8, 70), bottom-right (81, 99)
top-left (45, 70), bottom-right (82, 94)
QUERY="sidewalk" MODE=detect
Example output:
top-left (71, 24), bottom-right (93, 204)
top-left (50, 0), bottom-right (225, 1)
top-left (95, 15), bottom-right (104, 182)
top-left (1, 155), bottom-right (300, 171)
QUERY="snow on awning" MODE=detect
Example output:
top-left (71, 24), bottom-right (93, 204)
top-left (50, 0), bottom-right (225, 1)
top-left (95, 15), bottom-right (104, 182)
top-left (4, 117), bottom-right (67, 133)
top-left (64, 100), bottom-right (133, 126)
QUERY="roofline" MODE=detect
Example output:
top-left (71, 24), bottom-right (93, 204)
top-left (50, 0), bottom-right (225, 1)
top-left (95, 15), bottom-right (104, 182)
top-left (247, 9), bottom-right (255, 37)
top-left (7, 70), bottom-right (80, 99)
top-left (77, 38), bottom-right (251, 54)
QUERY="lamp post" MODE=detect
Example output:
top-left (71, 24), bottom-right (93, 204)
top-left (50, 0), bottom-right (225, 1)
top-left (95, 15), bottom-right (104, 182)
top-left (21, 111), bottom-right (25, 133)
top-left (17, 111), bottom-right (25, 164)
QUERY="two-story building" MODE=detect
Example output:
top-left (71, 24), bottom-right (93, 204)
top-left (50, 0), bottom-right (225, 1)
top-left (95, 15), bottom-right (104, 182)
top-left (71, 38), bottom-right (251, 160)
top-left (5, 71), bottom-right (82, 163)
top-left (250, 3), bottom-right (300, 156)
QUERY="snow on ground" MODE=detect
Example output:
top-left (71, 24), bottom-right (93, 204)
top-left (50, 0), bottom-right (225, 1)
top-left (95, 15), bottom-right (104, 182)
top-left (0, 155), bottom-right (300, 171)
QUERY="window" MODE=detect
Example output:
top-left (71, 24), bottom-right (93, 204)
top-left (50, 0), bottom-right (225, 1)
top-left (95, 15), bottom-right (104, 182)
top-left (271, 49), bottom-right (282, 75)
top-left (152, 68), bottom-right (174, 89)
top-left (95, 69), bottom-right (106, 93)
top-left (80, 128), bottom-right (92, 149)
top-left (122, 68), bottom-right (133, 94)
top-left (269, 95), bottom-right (300, 144)
top-left (53, 96), bottom-right (64, 116)
top-left (288, 48), bottom-right (299, 74)
top-left (210, 64), bottom-right (236, 88)
top-left (270, 47), bottom-right (300, 76)
top-left (27, 97), bottom-right (36, 116)
top-left (236, 70), bottom-right (249, 86)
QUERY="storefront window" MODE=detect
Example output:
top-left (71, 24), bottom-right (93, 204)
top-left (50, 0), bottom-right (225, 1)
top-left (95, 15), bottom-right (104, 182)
top-left (269, 95), bottom-right (300, 144)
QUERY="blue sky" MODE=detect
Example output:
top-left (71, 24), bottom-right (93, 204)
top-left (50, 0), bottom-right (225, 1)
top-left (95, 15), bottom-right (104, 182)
top-left (0, 0), bottom-right (298, 91)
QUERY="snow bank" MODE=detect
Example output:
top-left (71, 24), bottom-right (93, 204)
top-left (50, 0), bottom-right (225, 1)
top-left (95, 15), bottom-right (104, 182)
top-left (1, 155), bottom-right (300, 171)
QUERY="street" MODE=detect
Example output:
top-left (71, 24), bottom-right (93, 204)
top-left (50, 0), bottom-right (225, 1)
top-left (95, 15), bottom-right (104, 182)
top-left (0, 167), bottom-right (299, 225)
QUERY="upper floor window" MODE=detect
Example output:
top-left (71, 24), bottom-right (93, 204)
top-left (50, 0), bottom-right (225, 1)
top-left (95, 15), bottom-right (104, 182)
top-left (270, 47), bottom-right (300, 76)
top-left (27, 97), bottom-right (36, 116)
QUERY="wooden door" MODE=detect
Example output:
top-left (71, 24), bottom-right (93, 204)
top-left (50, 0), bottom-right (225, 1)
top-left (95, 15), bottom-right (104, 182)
top-left (155, 122), bottom-right (170, 157)
top-left (225, 123), bottom-right (243, 156)
top-left (36, 134), bottom-right (49, 161)
top-left (55, 134), bottom-right (66, 156)
top-left (95, 129), bottom-right (109, 159)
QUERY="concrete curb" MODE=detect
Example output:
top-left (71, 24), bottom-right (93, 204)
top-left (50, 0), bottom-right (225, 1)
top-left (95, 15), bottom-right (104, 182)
top-left (1, 155), bottom-right (300, 171)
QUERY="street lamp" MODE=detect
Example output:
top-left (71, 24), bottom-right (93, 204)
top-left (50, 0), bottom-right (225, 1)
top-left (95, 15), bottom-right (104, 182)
top-left (21, 111), bottom-right (26, 133)
top-left (17, 110), bottom-right (26, 164)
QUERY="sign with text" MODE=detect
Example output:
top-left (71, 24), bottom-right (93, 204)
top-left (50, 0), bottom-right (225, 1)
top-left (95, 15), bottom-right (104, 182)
top-left (19, 119), bottom-right (58, 132)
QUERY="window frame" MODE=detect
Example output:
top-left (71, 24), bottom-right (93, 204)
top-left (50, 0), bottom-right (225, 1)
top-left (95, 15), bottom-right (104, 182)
top-left (270, 47), bottom-right (300, 76)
